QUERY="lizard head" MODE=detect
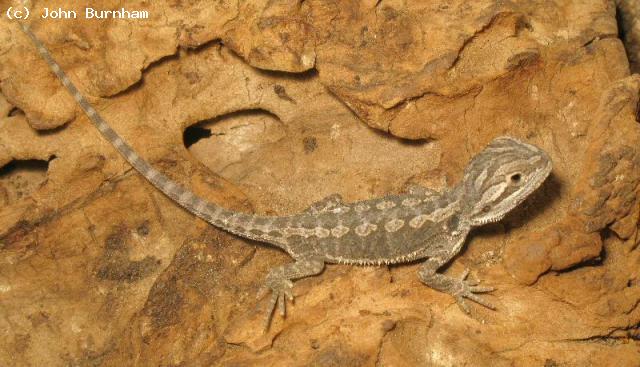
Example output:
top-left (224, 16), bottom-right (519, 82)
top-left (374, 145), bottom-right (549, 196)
top-left (460, 136), bottom-right (552, 226)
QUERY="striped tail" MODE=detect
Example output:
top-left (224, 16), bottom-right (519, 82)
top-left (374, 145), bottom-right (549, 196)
top-left (18, 23), bottom-right (288, 247)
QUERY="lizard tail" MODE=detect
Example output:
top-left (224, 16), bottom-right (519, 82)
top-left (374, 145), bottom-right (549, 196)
top-left (18, 23), bottom-right (290, 248)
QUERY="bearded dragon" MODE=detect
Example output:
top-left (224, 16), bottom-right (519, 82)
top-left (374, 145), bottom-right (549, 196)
top-left (18, 22), bottom-right (552, 329)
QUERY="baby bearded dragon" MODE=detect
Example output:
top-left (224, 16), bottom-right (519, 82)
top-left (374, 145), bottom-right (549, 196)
top-left (19, 23), bottom-right (552, 328)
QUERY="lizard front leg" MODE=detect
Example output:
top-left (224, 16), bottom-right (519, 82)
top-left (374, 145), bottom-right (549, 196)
top-left (258, 256), bottom-right (325, 330)
top-left (417, 245), bottom-right (495, 314)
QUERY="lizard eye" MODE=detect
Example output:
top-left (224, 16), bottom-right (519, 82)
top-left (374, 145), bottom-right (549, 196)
top-left (509, 173), bottom-right (522, 184)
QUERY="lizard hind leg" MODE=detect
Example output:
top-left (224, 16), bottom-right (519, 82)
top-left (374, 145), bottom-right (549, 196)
top-left (257, 256), bottom-right (325, 331)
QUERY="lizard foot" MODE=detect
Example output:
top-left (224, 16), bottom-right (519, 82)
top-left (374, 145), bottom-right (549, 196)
top-left (256, 274), bottom-right (294, 331)
top-left (255, 258), bottom-right (324, 331)
top-left (452, 269), bottom-right (495, 314)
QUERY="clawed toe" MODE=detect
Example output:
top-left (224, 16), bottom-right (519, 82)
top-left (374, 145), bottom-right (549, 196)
top-left (454, 270), bottom-right (496, 313)
top-left (456, 296), bottom-right (472, 314)
top-left (256, 285), bottom-right (269, 300)
top-left (278, 293), bottom-right (286, 316)
top-left (460, 268), bottom-right (471, 281)
top-left (260, 278), bottom-right (296, 332)
top-left (470, 285), bottom-right (494, 293)
top-left (463, 291), bottom-right (496, 310)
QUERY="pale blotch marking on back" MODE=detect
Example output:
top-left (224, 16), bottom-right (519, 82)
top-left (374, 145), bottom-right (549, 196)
top-left (355, 223), bottom-right (377, 236)
top-left (402, 198), bottom-right (421, 207)
top-left (384, 219), bottom-right (405, 232)
top-left (409, 202), bottom-right (458, 229)
top-left (376, 200), bottom-right (395, 210)
top-left (409, 214), bottom-right (429, 229)
top-left (283, 227), bottom-right (299, 237)
top-left (315, 227), bottom-right (330, 238)
top-left (284, 227), bottom-right (324, 238)
top-left (331, 225), bottom-right (350, 238)
top-left (354, 203), bottom-right (370, 212)
top-left (330, 206), bottom-right (350, 214)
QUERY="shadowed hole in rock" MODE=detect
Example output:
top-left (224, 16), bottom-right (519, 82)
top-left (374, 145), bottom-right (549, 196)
top-left (0, 158), bottom-right (52, 205)
top-left (615, 3), bottom-right (640, 74)
top-left (183, 109), bottom-right (285, 177)
top-left (183, 126), bottom-right (212, 148)
top-left (369, 128), bottom-right (431, 146)
top-left (616, 5), bottom-right (628, 50)
top-left (8, 107), bottom-right (21, 117)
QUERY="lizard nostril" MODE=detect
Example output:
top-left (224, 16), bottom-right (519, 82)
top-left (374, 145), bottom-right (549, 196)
top-left (510, 173), bottom-right (521, 183)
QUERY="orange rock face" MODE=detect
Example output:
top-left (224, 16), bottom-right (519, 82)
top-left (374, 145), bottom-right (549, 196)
top-left (1, 1), bottom-right (639, 366)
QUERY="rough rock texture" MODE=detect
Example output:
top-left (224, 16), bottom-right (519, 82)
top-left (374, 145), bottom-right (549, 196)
top-left (1, 0), bottom-right (639, 366)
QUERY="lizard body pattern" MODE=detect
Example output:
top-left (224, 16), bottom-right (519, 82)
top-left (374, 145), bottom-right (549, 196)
top-left (18, 23), bottom-right (552, 329)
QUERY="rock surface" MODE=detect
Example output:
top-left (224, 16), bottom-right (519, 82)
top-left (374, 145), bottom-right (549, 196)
top-left (1, 0), bottom-right (639, 366)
